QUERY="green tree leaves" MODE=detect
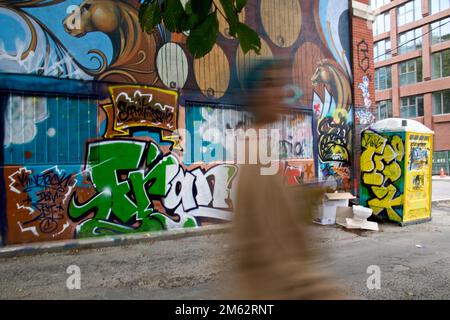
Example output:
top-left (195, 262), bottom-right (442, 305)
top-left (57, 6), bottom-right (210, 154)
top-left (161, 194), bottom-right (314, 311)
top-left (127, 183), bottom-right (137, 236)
top-left (236, 22), bottom-right (260, 54)
top-left (187, 13), bottom-right (219, 58)
top-left (139, 1), bottom-right (161, 33)
top-left (139, 0), bottom-right (260, 58)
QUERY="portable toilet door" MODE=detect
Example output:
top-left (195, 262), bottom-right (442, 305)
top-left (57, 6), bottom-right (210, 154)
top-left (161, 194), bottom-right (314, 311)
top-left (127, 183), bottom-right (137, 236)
top-left (403, 131), bottom-right (433, 225)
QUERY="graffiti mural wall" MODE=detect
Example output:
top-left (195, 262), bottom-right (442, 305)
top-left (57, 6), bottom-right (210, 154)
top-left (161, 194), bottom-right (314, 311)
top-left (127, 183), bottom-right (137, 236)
top-left (1, 0), bottom-right (354, 245)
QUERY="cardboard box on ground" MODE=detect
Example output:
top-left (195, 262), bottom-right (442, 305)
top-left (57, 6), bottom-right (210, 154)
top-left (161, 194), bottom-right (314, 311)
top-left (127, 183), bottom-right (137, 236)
top-left (313, 192), bottom-right (379, 231)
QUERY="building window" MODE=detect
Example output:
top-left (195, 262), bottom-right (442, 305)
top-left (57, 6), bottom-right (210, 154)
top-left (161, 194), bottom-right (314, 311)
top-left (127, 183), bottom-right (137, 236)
top-left (371, 0), bottom-right (390, 9)
top-left (399, 57), bottom-right (423, 86)
top-left (373, 12), bottom-right (391, 36)
top-left (432, 48), bottom-right (450, 79)
top-left (432, 150), bottom-right (450, 175)
top-left (375, 66), bottom-right (392, 90)
top-left (431, 18), bottom-right (450, 45)
top-left (398, 27), bottom-right (422, 54)
top-left (432, 90), bottom-right (450, 115)
top-left (398, 0), bottom-right (422, 26)
top-left (430, 0), bottom-right (450, 15)
top-left (400, 95), bottom-right (424, 118)
top-left (377, 100), bottom-right (393, 120)
top-left (374, 39), bottom-right (392, 62)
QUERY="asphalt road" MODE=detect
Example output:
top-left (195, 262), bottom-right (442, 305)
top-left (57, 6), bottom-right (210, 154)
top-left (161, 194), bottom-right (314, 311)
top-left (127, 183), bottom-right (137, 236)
top-left (1, 203), bottom-right (450, 300)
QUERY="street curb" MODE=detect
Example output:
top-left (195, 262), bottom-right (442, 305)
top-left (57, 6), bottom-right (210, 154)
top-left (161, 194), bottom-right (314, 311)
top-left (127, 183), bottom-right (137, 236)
top-left (0, 224), bottom-right (232, 259)
top-left (432, 198), bottom-right (450, 205)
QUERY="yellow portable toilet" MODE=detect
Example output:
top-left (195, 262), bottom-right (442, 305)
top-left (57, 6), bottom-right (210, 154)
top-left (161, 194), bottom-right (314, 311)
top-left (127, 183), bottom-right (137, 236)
top-left (360, 118), bottom-right (434, 226)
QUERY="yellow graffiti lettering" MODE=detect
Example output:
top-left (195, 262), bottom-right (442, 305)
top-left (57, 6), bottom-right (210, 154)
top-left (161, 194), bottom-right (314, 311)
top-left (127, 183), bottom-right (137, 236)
top-left (363, 171), bottom-right (384, 186)
top-left (381, 144), bottom-right (396, 164)
top-left (371, 186), bottom-right (389, 199)
top-left (361, 131), bottom-right (388, 173)
top-left (361, 131), bottom-right (387, 154)
top-left (368, 184), bottom-right (403, 222)
top-left (382, 161), bottom-right (402, 183)
top-left (391, 135), bottom-right (404, 162)
top-left (374, 155), bottom-right (385, 172)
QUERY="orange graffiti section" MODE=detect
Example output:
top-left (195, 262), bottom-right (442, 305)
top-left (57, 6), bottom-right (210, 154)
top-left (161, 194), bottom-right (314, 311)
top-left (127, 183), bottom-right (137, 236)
top-left (5, 166), bottom-right (75, 244)
top-left (284, 161), bottom-right (315, 186)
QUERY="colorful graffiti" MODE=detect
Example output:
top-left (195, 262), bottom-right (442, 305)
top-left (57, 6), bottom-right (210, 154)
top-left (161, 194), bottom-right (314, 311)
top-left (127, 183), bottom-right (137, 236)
top-left (6, 166), bottom-right (77, 243)
top-left (69, 140), bottom-right (237, 238)
top-left (284, 162), bottom-right (315, 186)
top-left (311, 57), bottom-right (353, 189)
top-left (356, 76), bottom-right (376, 125)
top-left (3, 88), bottom-right (239, 244)
top-left (404, 133), bottom-right (433, 223)
top-left (1, 0), bottom-right (354, 244)
top-left (360, 130), bottom-right (405, 222)
top-left (313, 87), bottom-right (352, 190)
top-left (408, 136), bottom-right (431, 192)
top-left (101, 86), bottom-right (179, 150)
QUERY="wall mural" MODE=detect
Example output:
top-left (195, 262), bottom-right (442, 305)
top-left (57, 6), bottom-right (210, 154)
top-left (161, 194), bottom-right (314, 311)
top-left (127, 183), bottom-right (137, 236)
top-left (1, 0), bottom-right (353, 245)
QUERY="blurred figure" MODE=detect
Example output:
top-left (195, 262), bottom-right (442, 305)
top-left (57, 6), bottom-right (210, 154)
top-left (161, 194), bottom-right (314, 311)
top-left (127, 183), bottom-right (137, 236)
top-left (232, 59), bottom-right (343, 300)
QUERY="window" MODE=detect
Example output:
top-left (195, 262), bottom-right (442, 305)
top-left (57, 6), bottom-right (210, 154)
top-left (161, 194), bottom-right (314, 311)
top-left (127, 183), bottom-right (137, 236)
top-left (399, 58), bottom-right (423, 86)
top-left (184, 103), bottom-right (314, 163)
top-left (400, 95), bottom-right (424, 118)
top-left (432, 90), bottom-right (450, 115)
top-left (398, 0), bottom-right (422, 26)
top-left (432, 150), bottom-right (450, 175)
top-left (430, 0), bottom-right (450, 15)
top-left (3, 93), bottom-right (98, 165)
top-left (371, 0), bottom-right (390, 9)
top-left (376, 100), bottom-right (393, 120)
top-left (398, 27), bottom-right (422, 54)
top-left (373, 12), bottom-right (391, 36)
top-left (431, 18), bottom-right (450, 44)
top-left (375, 66), bottom-right (392, 90)
top-left (374, 39), bottom-right (392, 62)
top-left (432, 49), bottom-right (450, 79)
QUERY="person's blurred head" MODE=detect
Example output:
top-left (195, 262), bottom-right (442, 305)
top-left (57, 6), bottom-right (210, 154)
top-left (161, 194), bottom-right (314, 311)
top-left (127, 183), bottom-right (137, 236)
top-left (243, 59), bottom-right (292, 126)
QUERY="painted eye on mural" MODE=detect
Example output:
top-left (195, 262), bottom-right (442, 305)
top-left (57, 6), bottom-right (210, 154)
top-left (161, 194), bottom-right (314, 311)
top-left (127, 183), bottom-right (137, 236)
top-left (81, 3), bottom-right (92, 12)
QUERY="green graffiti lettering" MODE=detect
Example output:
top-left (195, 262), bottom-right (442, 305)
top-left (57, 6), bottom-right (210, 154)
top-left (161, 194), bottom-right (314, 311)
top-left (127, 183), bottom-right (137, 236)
top-left (69, 140), bottom-right (180, 237)
top-left (69, 140), bottom-right (237, 238)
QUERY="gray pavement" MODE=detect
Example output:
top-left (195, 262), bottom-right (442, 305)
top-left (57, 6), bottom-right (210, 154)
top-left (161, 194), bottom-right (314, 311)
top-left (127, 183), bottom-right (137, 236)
top-left (1, 202), bottom-right (450, 300)
top-left (432, 178), bottom-right (450, 201)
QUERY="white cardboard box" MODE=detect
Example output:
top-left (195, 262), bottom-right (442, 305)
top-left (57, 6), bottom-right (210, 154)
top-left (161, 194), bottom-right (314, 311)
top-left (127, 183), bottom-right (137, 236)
top-left (314, 193), bottom-right (355, 225)
top-left (336, 207), bottom-right (379, 231)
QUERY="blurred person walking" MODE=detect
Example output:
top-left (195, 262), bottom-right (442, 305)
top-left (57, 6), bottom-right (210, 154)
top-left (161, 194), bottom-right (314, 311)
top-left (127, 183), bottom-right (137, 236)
top-left (232, 59), bottom-right (343, 300)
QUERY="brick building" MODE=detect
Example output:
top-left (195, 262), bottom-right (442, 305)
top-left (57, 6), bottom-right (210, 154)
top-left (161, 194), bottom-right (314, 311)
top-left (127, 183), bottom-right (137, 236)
top-left (350, 0), bottom-right (377, 194)
top-left (371, 0), bottom-right (450, 174)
